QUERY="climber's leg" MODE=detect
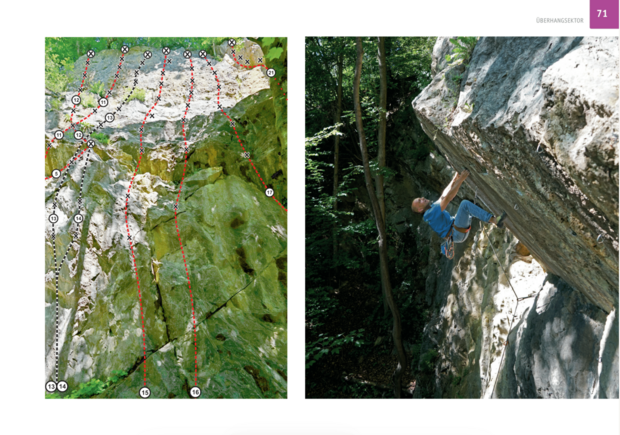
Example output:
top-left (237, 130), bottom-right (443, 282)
top-left (454, 200), bottom-right (493, 229)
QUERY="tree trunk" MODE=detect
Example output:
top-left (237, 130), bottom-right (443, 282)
top-left (376, 37), bottom-right (389, 317)
top-left (376, 37), bottom-right (387, 223)
top-left (333, 49), bottom-right (343, 262)
top-left (353, 37), bottom-right (407, 398)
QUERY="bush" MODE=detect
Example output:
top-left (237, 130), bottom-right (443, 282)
top-left (445, 37), bottom-right (478, 67)
top-left (420, 349), bottom-right (439, 373)
top-left (306, 329), bottom-right (365, 369)
top-left (82, 94), bottom-right (97, 108)
top-left (90, 81), bottom-right (106, 97)
top-left (91, 132), bottom-right (110, 145)
top-left (45, 370), bottom-right (129, 399)
top-left (126, 87), bottom-right (146, 103)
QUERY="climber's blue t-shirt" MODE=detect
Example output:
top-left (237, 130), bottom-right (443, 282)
top-left (423, 200), bottom-right (454, 238)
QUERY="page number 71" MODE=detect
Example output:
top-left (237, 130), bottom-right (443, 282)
top-left (598, 9), bottom-right (607, 17)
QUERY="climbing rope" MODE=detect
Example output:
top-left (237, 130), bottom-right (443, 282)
top-left (473, 190), bottom-right (519, 398)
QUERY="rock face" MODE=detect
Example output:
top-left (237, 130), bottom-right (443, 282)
top-left (413, 37), bottom-right (618, 313)
top-left (45, 44), bottom-right (287, 398)
top-left (409, 37), bottom-right (618, 398)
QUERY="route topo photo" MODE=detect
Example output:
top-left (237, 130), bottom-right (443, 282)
top-left (45, 37), bottom-right (288, 399)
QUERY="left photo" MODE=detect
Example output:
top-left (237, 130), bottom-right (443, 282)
top-left (44, 37), bottom-right (287, 399)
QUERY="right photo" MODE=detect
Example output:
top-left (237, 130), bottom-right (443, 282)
top-left (305, 37), bottom-right (618, 398)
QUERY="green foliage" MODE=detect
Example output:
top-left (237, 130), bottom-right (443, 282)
top-left (90, 81), bottom-right (106, 97)
top-left (50, 98), bottom-right (62, 111)
top-left (82, 93), bottom-right (97, 108)
top-left (306, 286), bottom-right (338, 330)
top-left (45, 38), bottom-right (75, 94)
top-left (267, 46), bottom-right (284, 61)
top-left (306, 329), bottom-right (365, 369)
top-left (44, 37), bottom-right (233, 98)
top-left (420, 349), bottom-right (439, 373)
top-left (126, 87), bottom-right (146, 103)
top-left (445, 37), bottom-right (478, 67)
top-left (305, 37), bottom-right (438, 397)
top-left (69, 378), bottom-right (107, 398)
top-left (46, 370), bottom-right (129, 399)
top-left (91, 132), bottom-right (110, 145)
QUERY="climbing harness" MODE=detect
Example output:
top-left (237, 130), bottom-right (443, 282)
top-left (441, 224), bottom-right (472, 259)
top-left (441, 227), bottom-right (455, 259)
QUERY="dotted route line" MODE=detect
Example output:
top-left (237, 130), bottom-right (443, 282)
top-left (44, 55), bottom-right (125, 164)
top-left (45, 58), bottom-right (148, 182)
top-left (46, 48), bottom-right (151, 395)
top-left (46, 43), bottom-right (287, 395)
top-left (51, 222), bottom-right (58, 383)
top-left (174, 56), bottom-right (199, 388)
top-left (48, 145), bottom-right (85, 384)
top-left (201, 55), bottom-right (288, 212)
top-left (124, 53), bottom-right (168, 389)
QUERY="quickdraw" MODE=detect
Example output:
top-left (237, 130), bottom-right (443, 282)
top-left (441, 226), bottom-right (455, 259)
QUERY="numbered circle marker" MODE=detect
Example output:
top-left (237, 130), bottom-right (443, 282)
top-left (183, 50), bottom-right (192, 59)
top-left (45, 381), bottom-right (57, 393)
top-left (52, 169), bottom-right (61, 179)
top-left (87, 50), bottom-right (95, 58)
top-left (139, 387), bottom-right (151, 399)
top-left (162, 47), bottom-right (171, 55)
top-left (71, 95), bottom-right (81, 105)
top-left (74, 214), bottom-right (83, 223)
top-left (121, 45), bottom-right (129, 54)
top-left (49, 214), bottom-right (59, 224)
top-left (54, 131), bottom-right (64, 140)
top-left (266, 68), bottom-right (276, 78)
top-left (199, 50), bottom-right (207, 59)
top-left (265, 188), bottom-right (274, 197)
top-left (99, 97), bottom-right (108, 107)
top-left (57, 381), bottom-right (68, 392)
top-left (87, 140), bottom-right (95, 148)
top-left (105, 113), bottom-right (115, 123)
top-left (189, 386), bottom-right (202, 398)
top-left (74, 131), bottom-right (83, 140)
top-left (144, 50), bottom-right (152, 59)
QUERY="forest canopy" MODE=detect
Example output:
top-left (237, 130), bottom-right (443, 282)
top-left (305, 37), bottom-right (438, 398)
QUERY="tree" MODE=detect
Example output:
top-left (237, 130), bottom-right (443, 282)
top-left (353, 37), bottom-right (407, 398)
top-left (333, 43), bottom-right (344, 261)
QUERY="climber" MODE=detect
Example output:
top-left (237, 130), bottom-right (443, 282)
top-left (411, 170), bottom-right (507, 257)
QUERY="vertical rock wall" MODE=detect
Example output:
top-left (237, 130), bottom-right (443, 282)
top-left (409, 37), bottom-right (618, 398)
top-left (45, 44), bottom-right (287, 398)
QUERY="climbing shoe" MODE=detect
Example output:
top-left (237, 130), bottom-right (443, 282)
top-left (496, 211), bottom-right (508, 228)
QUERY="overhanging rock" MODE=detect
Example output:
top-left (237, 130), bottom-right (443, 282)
top-left (412, 37), bottom-right (618, 312)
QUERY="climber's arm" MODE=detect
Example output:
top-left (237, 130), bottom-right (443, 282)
top-left (439, 170), bottom-right (469, 211)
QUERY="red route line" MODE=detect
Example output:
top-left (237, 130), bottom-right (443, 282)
top-left (69, 59), bottom-right (90, 127)
top-left (44, 54), bottom-right (125, 169)
top-left (45, 145), bottom-right (89, 181)
top-left (203, 57), bottom-right (288, 212)
top-left (124, 54), bottom-right (168, 388)
top-left (231, 52), bottom-right (287, 101)
top-left (174, 57), bottom-right (199, 387)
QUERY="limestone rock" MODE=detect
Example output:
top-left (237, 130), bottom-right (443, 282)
top-left (413, 37), bottom-right (618, 313)
top-left (45, 45), bottom-right (287, 398)
top-left (409, 37), bottom-right (617, 399)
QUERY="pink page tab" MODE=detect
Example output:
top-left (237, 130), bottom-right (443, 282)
top-left (590, 0), bottom-right (619, 28)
